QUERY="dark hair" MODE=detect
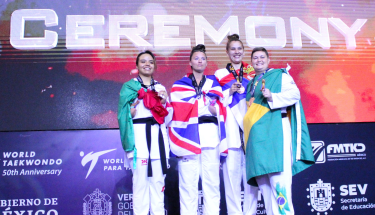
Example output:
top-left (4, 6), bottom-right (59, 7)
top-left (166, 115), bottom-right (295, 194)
top-left (136, 50), bottom-right (156, 68)
top-left (251, 47), bottom-right (269, 59)
top-left (189, 44), bottom-right (207, 61)
top-left (226, 34), bottom-right (244, 51)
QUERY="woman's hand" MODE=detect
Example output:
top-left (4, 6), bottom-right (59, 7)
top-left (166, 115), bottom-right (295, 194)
top-left (158, 90), bottom-right (168, 104)
top-left (262, 88), bottom-right (273, 102)
top-left (130, 100), bottom-right (140, 117)
top-left (229, 82), bottom-right (241, 95)
top-left (208, 105), bottom-right (217, 115)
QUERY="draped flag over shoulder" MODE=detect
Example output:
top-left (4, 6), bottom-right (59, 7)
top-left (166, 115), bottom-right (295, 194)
top-left (118, 79), bottom-right (172, 152)
top-left (215, 62), bottom-right (255, 130)
top-left (118, 79), bottom-right (141, 152)
top-left (243, 68), bottom-right (315, 186)
top-left (169, 75), bottom-right (228, 157)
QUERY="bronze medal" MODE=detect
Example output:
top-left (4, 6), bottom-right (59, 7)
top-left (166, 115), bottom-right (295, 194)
top-left (247, 97), bottom-right (255, 107)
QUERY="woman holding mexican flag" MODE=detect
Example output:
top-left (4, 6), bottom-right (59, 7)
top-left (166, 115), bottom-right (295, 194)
top-left (118, 50), bottom-right (172, 215)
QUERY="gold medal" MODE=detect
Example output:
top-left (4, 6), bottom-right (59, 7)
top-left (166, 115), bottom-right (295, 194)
top-left (238, 86), bottom-right (245, 94)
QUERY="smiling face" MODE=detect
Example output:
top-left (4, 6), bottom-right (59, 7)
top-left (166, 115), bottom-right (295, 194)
top-left (251, 51), bottom-right (270, 74)
top-left (227, 41), bottom-right (244, 65)
top-left (136, 53), bottom-right (155, 77)
top-left (189, 51), bottom-right (207, 73)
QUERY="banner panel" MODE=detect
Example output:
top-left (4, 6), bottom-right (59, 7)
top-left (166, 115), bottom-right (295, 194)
top-left (1, 0), bottom-right (375, 131)
top-left (294, 122), bottom-right (375, 215)
top-left (1, 123), bottom-right (375, 214)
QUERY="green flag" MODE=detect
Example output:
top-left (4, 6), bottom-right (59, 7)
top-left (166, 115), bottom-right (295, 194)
top-left (243, 69), bottom-right (315, 186)
top-left (118, 79), bottom-right (142, 152)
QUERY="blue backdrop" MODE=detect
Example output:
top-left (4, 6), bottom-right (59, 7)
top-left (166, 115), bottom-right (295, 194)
top-left (1, 123), bottom-right (375, 214)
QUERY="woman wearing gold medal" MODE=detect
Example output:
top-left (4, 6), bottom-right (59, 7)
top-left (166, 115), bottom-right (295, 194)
top-left (214, 34), bottom-right (258, 215)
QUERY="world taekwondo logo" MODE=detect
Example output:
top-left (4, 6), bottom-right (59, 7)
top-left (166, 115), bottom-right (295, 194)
top-left (311, 141), bottom-right (326, 164)
top-left (83, 188), bottom-right (112, 215)
top-left (307, 179), bottom-right (335, 214)
top-left (80, 149), bottom-right (116, 179)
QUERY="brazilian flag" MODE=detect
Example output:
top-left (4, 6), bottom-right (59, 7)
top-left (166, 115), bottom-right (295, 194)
top-left (118, 79), bottom-right (142, 152)
top-left (244, 69), bottom-right (315, 186)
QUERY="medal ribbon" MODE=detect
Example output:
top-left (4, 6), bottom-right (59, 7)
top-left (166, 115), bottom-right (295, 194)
top-left (137, 75), bottom-right (156, 91)
top-left (189, 73), bottom-right (206, 98)
top-left (226, 63), bottom-right (243, 83)
top-left (249, 68), bottom-right (271, 97)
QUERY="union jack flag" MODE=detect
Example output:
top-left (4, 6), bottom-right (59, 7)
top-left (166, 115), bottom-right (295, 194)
top-left (215, 62), bottom-right (255, 131)
top-left (168, 75), bottom-right (228, 157)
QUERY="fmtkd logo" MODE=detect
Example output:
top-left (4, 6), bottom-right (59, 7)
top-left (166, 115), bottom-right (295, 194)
top-left (307, 179), bottom-right (336, 214)
top-left (311, 141), bottom-right (326, 164)
top-left (327, 143), bottom-right (365, 158)
top-left (311, 141), bottom-right (367, 163)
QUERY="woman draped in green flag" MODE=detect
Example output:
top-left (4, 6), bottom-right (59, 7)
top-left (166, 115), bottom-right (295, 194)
top-left (118, 50), bottom-right (172, 215)
top-left (243, 47), bottom-right (315, 215)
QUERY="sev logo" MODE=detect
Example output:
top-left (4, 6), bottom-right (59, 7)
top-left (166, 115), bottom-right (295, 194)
top-left (307, 179), bottom-right (335, 214)
top-left (141, 159), bottom-right (148, 165)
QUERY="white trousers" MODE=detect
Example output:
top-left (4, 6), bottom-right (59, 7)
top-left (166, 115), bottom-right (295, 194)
top-left (256, 117), bottom-right (294, 215)
top-left (129, 158), bottom-right (166, 215)
top-left (222, 148), bottom-right (259, 215)
top-left (178, 147), bottom-right (221, 215)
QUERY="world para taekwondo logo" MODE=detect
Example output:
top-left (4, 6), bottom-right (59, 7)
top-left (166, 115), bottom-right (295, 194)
top-left (307, 179), bottom-right (336, 214)
top-left (80, 149), bottom-right (116, 179)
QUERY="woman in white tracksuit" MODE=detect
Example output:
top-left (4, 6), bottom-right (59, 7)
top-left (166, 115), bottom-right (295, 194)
top-left (170, 44), bottom-right (224, 215)
top-left (214, 34), bottom-right (259, 215)
top-left (118, 50), bottom-right (172, 215)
